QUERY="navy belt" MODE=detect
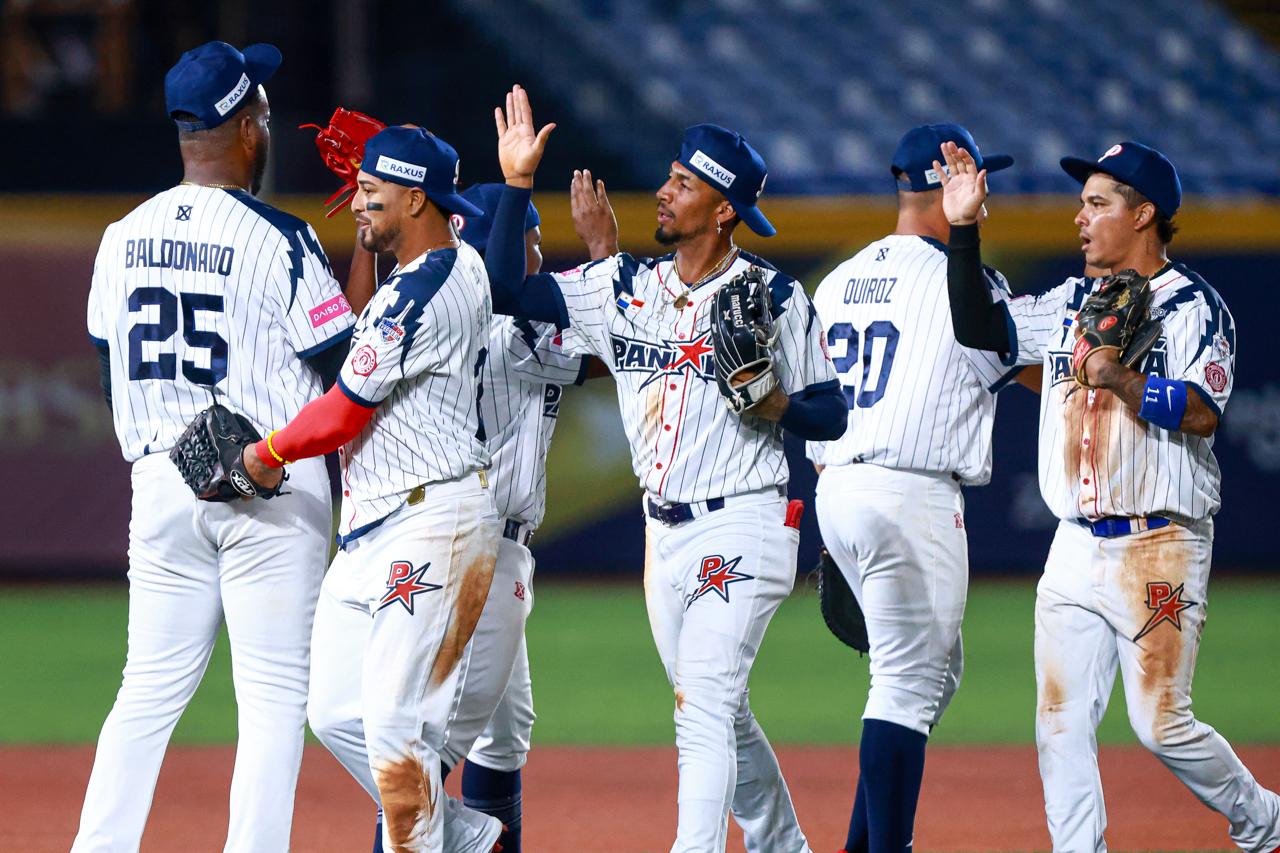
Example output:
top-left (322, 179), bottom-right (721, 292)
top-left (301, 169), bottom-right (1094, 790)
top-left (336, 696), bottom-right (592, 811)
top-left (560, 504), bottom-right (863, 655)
top-left (646, 486), bottom-right (784, 527)
top-left (1080, 516), bottom-right (1170, 538)
top-left (503, 519), bottom-right (533, 546)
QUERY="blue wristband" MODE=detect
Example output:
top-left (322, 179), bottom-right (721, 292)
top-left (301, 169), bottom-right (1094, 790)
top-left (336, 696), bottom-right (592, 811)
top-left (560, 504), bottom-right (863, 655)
top-left (1139, 376), bottom-right (1187, 431)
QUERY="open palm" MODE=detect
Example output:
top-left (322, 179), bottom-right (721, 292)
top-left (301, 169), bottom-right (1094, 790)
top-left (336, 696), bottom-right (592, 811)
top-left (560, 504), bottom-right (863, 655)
top-left (937, 140), bottom-right (988, 225)
top-left (495, 84), bottom-right (556, 185)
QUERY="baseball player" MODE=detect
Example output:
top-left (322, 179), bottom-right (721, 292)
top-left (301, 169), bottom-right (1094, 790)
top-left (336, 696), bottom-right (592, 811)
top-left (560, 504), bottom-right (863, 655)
top-left (75, 42), bottom-right (356, 852)
top-left (807, 124), bottom-right (1025, 853)
top-left (241, 125), bottom-right (504, 852)
top-left (484, 86), bottom-right (846, 853)
top-left (938, 139), bottom-right (1280, 851)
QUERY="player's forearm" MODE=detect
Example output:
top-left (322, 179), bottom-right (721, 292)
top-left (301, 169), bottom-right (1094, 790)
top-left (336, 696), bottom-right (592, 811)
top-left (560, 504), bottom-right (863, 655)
top-left (1091, 362), bottom-right (1219, 437)
top-left (485, 186), bottom-right (567, 325)
top-left (345, 243), bottom-right (378, 315)
top-left (93, 340), bottom-right (112, 410)
top-left (777, 381), bottom-right (848, 441)
top-left (947, 224), bottom-right (1014, 352)
top-left (251, 383), bottom-right (376, 469)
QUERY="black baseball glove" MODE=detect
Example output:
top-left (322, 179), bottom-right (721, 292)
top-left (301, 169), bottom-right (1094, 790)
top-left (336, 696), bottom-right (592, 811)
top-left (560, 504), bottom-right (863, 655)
top-left (813, 547), bottom-right (869, 654)
top-left (170, 404), bottom-right (286, 502)
top-left (711, 266), bottom-right (779, 414)
top-left (1071, 269), bottom-right (1161, 387)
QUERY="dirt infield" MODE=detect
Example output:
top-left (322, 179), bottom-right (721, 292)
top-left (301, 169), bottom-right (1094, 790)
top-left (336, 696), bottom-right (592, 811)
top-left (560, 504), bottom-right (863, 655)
top-left (6, 743), bottom-right (1276, 851)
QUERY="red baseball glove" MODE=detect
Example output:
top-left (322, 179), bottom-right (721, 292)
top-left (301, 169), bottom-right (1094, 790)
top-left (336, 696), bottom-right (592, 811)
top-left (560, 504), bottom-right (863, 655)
top-left (299, 107), bottom-right (387, 217)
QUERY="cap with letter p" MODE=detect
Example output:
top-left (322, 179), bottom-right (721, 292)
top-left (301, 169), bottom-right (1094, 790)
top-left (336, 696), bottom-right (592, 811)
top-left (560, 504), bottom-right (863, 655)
top-left (164, 41), bottom-right (281, 131)
top-left (891, 123), bottom-right (1013, 192)
top-left (1060, 141), bottom-right (1181, 218)
top-left (676, 124), bottom-right (775, 237)
top-left (360, 126), bottom-right (484, 217)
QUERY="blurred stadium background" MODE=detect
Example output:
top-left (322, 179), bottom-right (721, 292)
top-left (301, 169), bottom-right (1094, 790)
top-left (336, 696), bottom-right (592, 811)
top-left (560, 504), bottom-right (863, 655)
top-left (3, 0), bottom-right (1277, 578)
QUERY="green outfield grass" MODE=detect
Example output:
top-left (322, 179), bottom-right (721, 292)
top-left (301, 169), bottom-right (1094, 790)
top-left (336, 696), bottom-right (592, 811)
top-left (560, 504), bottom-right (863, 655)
top-left (2, 577), bottom-right (1278, 746)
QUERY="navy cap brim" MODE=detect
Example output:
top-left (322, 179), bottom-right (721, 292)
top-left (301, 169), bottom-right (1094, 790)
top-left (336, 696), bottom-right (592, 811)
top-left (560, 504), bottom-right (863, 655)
top-left (1059, 156), bottom-right (1100, 186)
top-left (983, 153), bottom-right (1014, 173)
top-left (427, 191), bottom-right (484, 218)
top-left (243, 43), bottom-right (282, 86)
top-left (736, 204), bottom-right (776, 237)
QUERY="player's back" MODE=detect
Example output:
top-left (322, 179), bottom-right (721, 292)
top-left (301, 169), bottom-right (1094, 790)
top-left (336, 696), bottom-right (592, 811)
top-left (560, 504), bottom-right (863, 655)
top-left (88, 185), bottom-right (352, 461)
top-left (809, 234), bottom-right (1014, 485)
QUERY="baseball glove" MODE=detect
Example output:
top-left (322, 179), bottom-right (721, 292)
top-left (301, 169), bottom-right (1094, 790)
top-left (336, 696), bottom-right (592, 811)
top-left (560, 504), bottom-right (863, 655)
top-left (170, 404), bottom-right (285, 502)
top-left (813, 548), bottom-right (869, 654)
top-left (711, 266), bottom-right (780, 414)
top-left (299, 107), bottom-right (387, 217)
top-left (1071, 269), bottom-right (1161, 387)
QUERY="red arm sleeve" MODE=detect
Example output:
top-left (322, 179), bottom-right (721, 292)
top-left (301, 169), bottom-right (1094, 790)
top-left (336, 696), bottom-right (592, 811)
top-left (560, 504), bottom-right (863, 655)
top-left (253, 383), bottom-right (376, 468)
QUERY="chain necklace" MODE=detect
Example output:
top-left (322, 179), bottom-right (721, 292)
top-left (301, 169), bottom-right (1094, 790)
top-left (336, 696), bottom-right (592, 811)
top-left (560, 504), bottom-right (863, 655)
top-left (670, 244), bottom-right (739, 309)
top-left (180, 180), bottom-right (248, 191)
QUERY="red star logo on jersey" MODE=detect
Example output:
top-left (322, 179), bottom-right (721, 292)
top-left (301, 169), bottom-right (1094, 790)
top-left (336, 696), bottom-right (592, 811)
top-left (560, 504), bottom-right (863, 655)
top-left (668, 332), bottom-right (715, 373)
top-left (377, 561), bottom-right (442, 615)
top-left (686, 555), bottom-right (754, 609)
top-left (1133, 581), bottom-right (1197, 642)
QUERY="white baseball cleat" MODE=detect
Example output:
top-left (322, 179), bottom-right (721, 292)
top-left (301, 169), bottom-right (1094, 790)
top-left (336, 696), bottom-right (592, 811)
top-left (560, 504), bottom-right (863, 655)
top-left (443, 794), bottom-right (503, 853)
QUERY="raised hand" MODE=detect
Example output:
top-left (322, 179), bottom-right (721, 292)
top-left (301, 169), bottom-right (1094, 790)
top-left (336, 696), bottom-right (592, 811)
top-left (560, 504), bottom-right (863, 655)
top-left (570, 168), bottom-right (619, 260)
top-left (935, 140), bottom-right (987, 226)
top-left (495, 84), bottom-right (556, 189)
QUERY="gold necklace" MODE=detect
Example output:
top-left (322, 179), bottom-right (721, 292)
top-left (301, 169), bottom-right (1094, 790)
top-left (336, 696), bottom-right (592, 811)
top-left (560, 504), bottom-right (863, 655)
top-left (180, 180), bottom-right (248, 191)
top-left (671, 244), bottom-right (738, 309)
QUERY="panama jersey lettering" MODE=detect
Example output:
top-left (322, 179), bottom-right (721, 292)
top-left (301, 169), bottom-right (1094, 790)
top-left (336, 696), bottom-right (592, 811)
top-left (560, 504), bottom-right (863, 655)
top-left (86, 184), bottom-right (355, 460)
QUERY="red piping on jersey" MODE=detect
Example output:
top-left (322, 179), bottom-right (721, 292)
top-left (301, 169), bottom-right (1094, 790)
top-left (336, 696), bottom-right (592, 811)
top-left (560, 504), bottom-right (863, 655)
top-left (253, 384), bottom-right (376, 469)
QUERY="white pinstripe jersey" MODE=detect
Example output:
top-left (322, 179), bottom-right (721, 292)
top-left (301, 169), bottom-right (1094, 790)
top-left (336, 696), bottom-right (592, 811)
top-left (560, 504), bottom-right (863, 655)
top-left (335, 243), bottom-right (491, 542)
top-left (805, 235), bottom-right (1021, 485)
top-left (1004, 263), bottom-right (1235, 521)
top-left (86, 185), bottom-right (355, 462)
top-left (551, 251), bottom-right (836, 503)
top-left (480, 317), bottom-right (584, 528)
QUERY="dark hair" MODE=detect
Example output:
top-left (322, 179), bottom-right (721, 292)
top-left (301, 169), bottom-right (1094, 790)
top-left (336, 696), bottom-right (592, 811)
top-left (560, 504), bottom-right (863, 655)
top-left (1113, 181), bottom-right (1177, 244)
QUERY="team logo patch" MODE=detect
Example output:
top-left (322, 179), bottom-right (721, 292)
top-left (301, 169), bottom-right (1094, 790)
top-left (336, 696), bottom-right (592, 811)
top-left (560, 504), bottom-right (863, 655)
top-left (1212, 332), bottom-right (1231, 360)
top-left (377, 317), bottom-right (405, 344)
top-left (1099, 143), bottom-right (1124, 161)
top-left (1133, 581), bottom-right (1197, 642)
top-left (310, 294), bottom-right (352, 328)
top-left (351, 344), bottom-right (378, 376)
top-left (175, 205), bottom-right (192, 221)
top-left (514, 581), bottom-right (526, 601)
top-left (685, 555), bottom-right (753, 609)
top-left (610, 331), bottom-right (716, 388)
top-left (1205, 361), bottom-right (1228, 393)
top-left (377, 561), bottom-right (442, 615)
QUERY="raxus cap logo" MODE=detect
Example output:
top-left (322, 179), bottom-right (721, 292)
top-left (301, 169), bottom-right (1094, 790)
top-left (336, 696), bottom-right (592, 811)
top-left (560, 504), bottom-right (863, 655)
top-left (215, 73), bottom-right (251, 117)
top-left (375, 154), bottom-right (427, 183)
top-left (689, 149), bottom-right (736, 188)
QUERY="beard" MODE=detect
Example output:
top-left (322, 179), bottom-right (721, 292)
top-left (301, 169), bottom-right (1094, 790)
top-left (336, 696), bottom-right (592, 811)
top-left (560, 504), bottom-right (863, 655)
top-left (654, 224), bottom-right (680, 246)
top-left (359, 221), bottom-right (398, 254)
top-left (250, 139), bottom-right (269, 196)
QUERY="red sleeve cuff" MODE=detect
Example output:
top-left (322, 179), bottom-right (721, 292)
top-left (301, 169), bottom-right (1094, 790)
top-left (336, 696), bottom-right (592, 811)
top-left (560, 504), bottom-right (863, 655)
top-left (267, 385), bottom-right (378, 463)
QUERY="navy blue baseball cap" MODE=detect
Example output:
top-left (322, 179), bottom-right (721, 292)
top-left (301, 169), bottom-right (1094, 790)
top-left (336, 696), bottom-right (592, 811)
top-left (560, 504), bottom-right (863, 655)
top-left (891, 123), bottom-right (1013, 192)
top-left (676, 124), bottom-right (775, 237)
top-left (1061, 142), bottom-right (1181, 218)
top-left (164, 41), bottom-right (281, 130)
top-left (455, 183), bottom-right (541, 252)
top-left (360, 126), bottom-right (484, 217)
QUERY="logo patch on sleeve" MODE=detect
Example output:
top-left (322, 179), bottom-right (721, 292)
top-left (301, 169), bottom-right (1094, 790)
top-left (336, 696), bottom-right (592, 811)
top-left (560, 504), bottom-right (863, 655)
top-left (1204, 361), bottom-right (1227, 393)
top-left (310, 294), bottom-right (352, 328)
top-left (377, 317), bottom-right (405, 344)
top-left (351, 344), bottom-right (378, 376)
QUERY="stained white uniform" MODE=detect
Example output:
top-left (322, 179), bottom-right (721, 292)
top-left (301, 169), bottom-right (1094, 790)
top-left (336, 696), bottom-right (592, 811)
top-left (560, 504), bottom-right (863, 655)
top-left (305, 244), bottom-right (501, 853)
top-left (547, 250), bottom-right (833, 852)
top-left (444, 317), bottom-right (586, 773)
top-left (806, 234), bottom-right (1021, 736)
top-left (1002, 263), bottom-right (1280, 852)
top-left (76, 185), bottom-right (353, 852)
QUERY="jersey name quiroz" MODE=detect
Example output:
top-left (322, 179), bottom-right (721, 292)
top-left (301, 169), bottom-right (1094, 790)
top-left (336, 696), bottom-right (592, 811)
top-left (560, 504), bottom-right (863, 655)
top-left (806, 235), bottom-right (1020, 485)
top-left (1004, 263), bottom-right (1234, 521)
top-left (87, 185), bottom-right (355, 461)
top-left (549, 251), bottom-right (835, 503)
top-left (335, 243), bottom-right (491, 541)
top-left (480, 317), bottom-right (584, 528)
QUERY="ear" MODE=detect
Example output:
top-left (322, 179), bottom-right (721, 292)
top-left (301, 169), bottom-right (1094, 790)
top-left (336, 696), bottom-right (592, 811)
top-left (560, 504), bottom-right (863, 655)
top-left (406, 187), bottom-right (428, 217)
top-left (239, 113), bottom-right (257, 151)
top-left (717, 200), bottom-right (736, 226)
top-left (1133, 201), bottom-right (1156, 231)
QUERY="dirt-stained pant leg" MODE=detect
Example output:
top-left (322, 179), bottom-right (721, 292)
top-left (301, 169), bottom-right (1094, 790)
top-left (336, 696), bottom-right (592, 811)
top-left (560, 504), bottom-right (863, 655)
top-left (643, 491), bottom-right (811, 853)
top-left (1104, 520), bottom-right (1280, 853)
top-left (1034, 521), bottom-right (1118, 853)
top-left (331, 477), bottom-right (498, 853)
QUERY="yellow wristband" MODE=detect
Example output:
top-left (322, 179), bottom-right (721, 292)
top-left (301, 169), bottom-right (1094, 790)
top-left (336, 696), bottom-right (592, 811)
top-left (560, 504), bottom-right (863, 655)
top-left (266, 430), bottom-right (291, 465)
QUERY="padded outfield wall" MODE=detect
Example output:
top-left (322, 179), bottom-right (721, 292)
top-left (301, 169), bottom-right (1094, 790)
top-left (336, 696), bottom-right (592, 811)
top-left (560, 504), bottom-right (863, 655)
top-left (2, 194), bottom-right (1276, 576)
